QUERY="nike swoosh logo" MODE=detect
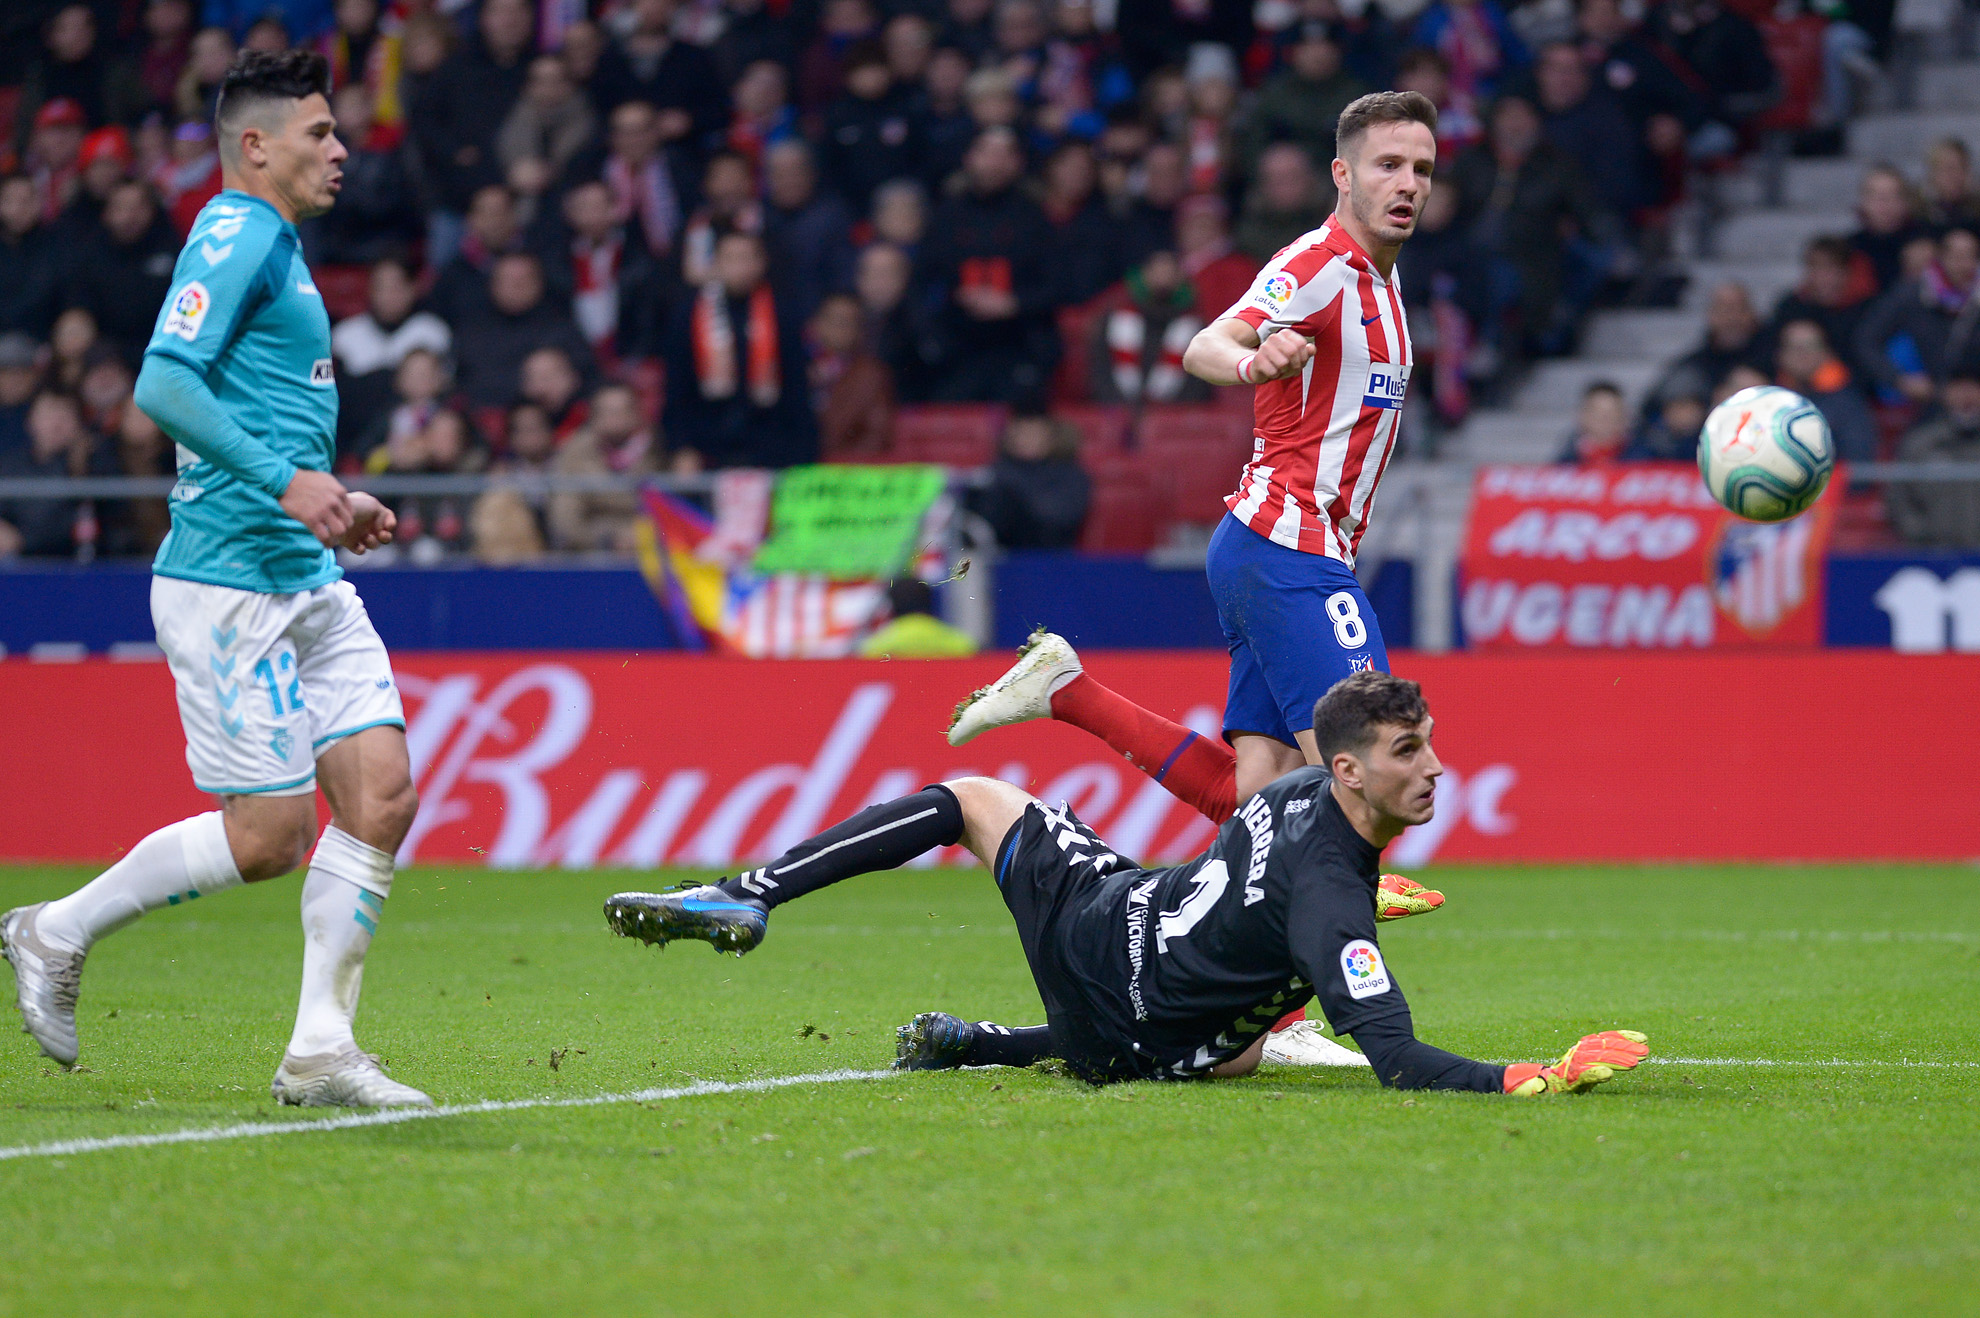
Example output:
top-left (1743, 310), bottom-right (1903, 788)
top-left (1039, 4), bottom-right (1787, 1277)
top-left (1360, 314), bottom-right (1381, 326)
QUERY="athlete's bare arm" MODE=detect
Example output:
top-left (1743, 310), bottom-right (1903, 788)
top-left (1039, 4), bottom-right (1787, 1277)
top-left (1183, 318), bottom-right (1316, 387)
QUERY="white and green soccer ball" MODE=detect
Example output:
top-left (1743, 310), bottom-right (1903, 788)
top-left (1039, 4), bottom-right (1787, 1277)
top-left (1697, 385), bottom-right (1835, 522)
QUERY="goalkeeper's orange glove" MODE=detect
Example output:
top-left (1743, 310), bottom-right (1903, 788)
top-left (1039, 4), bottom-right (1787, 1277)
top-left (1376, 872), bottom-right (1444, 921)
top-left (1503, 1030), bottom-right (1650, 1095)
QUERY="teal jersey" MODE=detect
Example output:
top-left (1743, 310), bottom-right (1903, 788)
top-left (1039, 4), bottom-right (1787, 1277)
top-left (144, 190), bottom-right (340, 594)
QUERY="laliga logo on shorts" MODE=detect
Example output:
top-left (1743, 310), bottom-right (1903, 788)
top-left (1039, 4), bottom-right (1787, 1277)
top-left (1708, 517), bottom-right (1817, 636)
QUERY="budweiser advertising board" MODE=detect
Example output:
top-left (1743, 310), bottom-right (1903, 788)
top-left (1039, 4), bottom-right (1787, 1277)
top-left (1, 651), bottom-right (1974, 864)
top-left (1461, 463), bottom-right (1838, 649)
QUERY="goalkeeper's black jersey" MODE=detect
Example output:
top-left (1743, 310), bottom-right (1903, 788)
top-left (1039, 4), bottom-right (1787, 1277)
top-left (1049, 766), bottom-right (1409, 1077)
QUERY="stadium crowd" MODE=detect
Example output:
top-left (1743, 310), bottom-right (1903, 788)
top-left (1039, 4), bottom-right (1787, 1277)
top-left (2, 0), bottom-right (1954, 563)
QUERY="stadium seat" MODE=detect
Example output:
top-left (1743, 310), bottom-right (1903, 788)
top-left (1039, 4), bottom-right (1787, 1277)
top-left (1052, 298), bottom-right (1105, 403)
top-left (889, 404), bottom-right (1006, 467)
top-left (1135, 406), bottom-right (1256, 525)
top-left (1060, 404), bottom-right (1131, 464)
top-left (315, 265), bottom-right (371, 321)
top-left (1079, 462), bottom-right (1164, 552)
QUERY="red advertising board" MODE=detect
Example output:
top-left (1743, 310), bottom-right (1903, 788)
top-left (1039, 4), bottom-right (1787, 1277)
top-left (2, 651), bottom-right (1975, 865)
top-left (1461, 464), bottom-right (1838, 649)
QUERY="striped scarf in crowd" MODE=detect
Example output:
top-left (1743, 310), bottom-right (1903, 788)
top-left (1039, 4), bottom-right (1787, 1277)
top-left (692, 284), bottom-right (781, 407)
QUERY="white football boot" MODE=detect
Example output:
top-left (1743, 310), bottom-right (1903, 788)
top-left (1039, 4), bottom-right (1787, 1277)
top-left (1, 903), bottom-right (85, 1066)
top-left (272, 1045), bottom-right (434, 1108)
top-left (1262, 1020), bottom-right (1371, 1068)
top-left (947, 629), bottom-right (1083, 747)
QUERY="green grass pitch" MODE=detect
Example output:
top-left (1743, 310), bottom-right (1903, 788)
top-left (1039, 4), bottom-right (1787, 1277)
top-left (0, 862), bottom-right (1975, 1316)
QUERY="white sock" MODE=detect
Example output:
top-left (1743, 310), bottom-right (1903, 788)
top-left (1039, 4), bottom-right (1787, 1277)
top-left (286, 825), bottom-right (395, 1058)
top-left (37, 812), bottom-right (242, 952)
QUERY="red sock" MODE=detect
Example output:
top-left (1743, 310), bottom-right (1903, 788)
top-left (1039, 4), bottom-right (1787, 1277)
top-left (1271, 1008), bottom-right (1306, 1032)
top-left (1048, 673), bottom-right (1237, 823)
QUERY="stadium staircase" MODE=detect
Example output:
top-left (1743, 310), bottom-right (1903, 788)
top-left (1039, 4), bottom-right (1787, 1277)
top-left (1386, 1), bottom-right (1980, 649)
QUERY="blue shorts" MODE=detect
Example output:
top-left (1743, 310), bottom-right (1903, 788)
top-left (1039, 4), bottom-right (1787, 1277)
top-left (1206, 513), bottom-right (1389, 747)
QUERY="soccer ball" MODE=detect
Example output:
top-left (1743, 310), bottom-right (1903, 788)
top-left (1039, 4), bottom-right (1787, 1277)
top-left (1697, 385), bottom-right (1835, 522)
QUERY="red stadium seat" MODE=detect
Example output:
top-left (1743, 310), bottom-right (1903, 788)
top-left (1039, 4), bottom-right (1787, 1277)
top-left (1051, 298), bottom-right (1106, 403)
top-left (890, 404), bottom-right (1006, 467)
top-left (1059, 404), bottom-right (1131, 464)
top-left (1135, 406), bottom-right (1255, 525)
top-left (1079, 462), bottom-right (1164, 552)
top-left (315, 265), bottom-right (371, 321)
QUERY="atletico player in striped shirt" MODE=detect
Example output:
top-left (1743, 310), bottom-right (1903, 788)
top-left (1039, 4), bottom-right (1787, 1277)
top-left (948, 92), bottom-right (1445, 1066)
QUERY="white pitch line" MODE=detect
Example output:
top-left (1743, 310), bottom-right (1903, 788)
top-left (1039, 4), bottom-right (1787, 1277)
top-left (1650, 1057), bottom-right (1980, 1068)
top-left (0, 1067), bottom-right (895, 1163)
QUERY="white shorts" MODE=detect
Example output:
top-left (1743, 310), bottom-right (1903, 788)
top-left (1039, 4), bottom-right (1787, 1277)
top-left (151, 575), bottom-right (406, 797)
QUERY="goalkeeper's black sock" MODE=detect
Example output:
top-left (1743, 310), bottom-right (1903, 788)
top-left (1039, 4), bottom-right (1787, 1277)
top-left (717, 785), bottom-right (965, 910)
top-left (964, 1022), bottom-right (1055, 1068)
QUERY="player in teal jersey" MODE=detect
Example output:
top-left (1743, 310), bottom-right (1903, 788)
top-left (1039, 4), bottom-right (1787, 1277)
top-left (1, 51), bottom-right (430, 1107)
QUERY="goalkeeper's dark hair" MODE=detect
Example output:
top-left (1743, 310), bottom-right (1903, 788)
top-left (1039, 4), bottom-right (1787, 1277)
top-left (1311, 671), bottom-right (1429, 761)
top-left (215, 49), bottom-right (331, 158)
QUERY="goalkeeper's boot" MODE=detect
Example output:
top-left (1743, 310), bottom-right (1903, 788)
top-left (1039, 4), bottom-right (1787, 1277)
top-left (1376, 873), bottom-right (1445, 922)
top-left (1, 903), bottom-right (84, 1066)
top-left (948, 629), bottom-right (1081, 747)
top-left (272, 1045), bottom-right (434, 1108)
top-left (605, 886), bottom-right (768, 954)
top-left (893, 1012), bottom-right (977, 1071)
top-left (1504, 1030), bottom-right (1650, 1096)
top-left (1261, 1019), bottom-right (1371, 1068)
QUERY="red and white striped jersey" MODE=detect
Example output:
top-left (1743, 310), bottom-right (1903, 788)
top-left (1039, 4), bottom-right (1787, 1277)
top-left (1219, 214), bottom-right (1412, 564)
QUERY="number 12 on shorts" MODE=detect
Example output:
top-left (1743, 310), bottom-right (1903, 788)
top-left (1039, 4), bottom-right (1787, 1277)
top-left (253, 653), bottom-right (305, 716)
top-left (1325, 591), bottom-right (1367, 649)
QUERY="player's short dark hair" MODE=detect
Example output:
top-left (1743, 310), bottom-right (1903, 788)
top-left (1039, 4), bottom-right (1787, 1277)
top-left (1311, 672), bottom-right (1429, 761)
top-left (1335, 91), bottom-right (1438, 160)
top-left (215, 49), bottom-right (331, 148)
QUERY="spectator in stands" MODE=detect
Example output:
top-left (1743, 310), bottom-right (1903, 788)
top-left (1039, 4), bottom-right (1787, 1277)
top-left (175, 26), bottom-right (235, 123)
top-left (551, 180), bottom-right (668, 365)
top-left (1534, 40), bottom-right (1652, 221)
top-left (46, 307), bottom-right (97, 392)
top-left (1452, 93), bottom-right (1607, 362)
top-left (303, 84), bottom-right (418, 263)
top-left (1630, 388), bottom-right (1708, 462)
top-left (1413, 0), bottom-right (1527, 105)
top-left (764, 140), bottom-right (856, 325)
top-left (870, 178), bottom-right (928, 254)
top-left (369, 407), bottom-right (483, 562)
top-left (1774, 318), bottom-right (1876, 461)
top-left (0, 177), bottom-right (63, 341)
top-left (714, 0), bottom-right (800, 86)
top-left (54, 125), bottom-right (134, 243)
top-left (358, 346), bottom-right (449, 470)
top-left (857, 577), bottom-right (979, 657)
top-left (497, 55), bottom-right (598, 230)
top-left (0, 390), bottom-right (110, 559)
top-left (1392, 49), bottom-right (1478, 168)
top-left (822, 43), bottom-right (921, 211)
top-left (138, 0), bottom-right (197, 115)
top-left (797, 0), bottom-right (883, 112)
top-left (316, 0), bottom-right (402, 141)
top-left (330, 257), bottom-right (451, 456)
top-left (1235, 142), bottom-right (1329, 262)
top-left (1237, 22), bottom-right (1370, 178)
top-left (855, 241), bottom-right (936, 400)
top-left (429, 184), bottom-right (523, 328)
top-left (1557, 380), bottom-right (1631, 463)
top-left (469, 401), bottom-right (555, 563)
top-left (724, 60), bottom-right (800, 171)
top-left (551, 383), bottom-right (660, 553)
top-left (78, 350), bottom-right (133, 439)
top-left (518, 346), bottom-right (591, 444)
top-left (1176, 194), bottom-right (1257, 323)
top-left (203, 0), bottom-right (330, 44)
top-left (15, 5), bottom-right (147, 150)
top-left (453, 251), bottom-right (595, 409)
top-left (0, 335), bottom-right (41, 462)
top-left (405, 0), bottom-right (534, 269)
top-left (1850, 165), bottom-right (1928, 296)
top-left (67, 179), bottom-right (178, 366)
top-left (1038, 142), bottom-right (1116, 307)
top-left (242, 15), bottom-right (294, 54)
top-left (915, 45), bottom-right (979, 188)
top-left (156, 119), bottom-right (221, 237)
top-left (1178, 42), bottom-right (1238, 195)
top-left (1922, 138), bottom-right (1980, 230)
top-left (23, 99), bottom-right (88, 223)
top-left (664, 230), bottom-right (817, 469)
top-left (809, 292), bottom-right (896, 460)
top-left (1888, 368), bottom-right (1980, 547)
top-left (1855, 226), bottom-right (1980, 406)
top-left (1090, 249), bottom-right (1211, 406)
top-left (970, 409), bottom-right (1092, 549)
top-left (884, 12), bottom-right (937, 89)
top-left (1648, 281), bottom-right (1762, 418)
top-left (680, 154), bottom-right (762, 287)
top-left (1642, 0), bottom-right (1778, 148)
top-left (113, 394), bottom-right (173, 556)
top-left (594, 0), bottom-right (728, 145)
top-left (920, 126), bottom-right (1060, 403)
top-left (1123, 141), bottom-right (1188, 265)
top-left (1573, 0), bottom-right (1703, 170)
top-left (573, 100), bottom-right (688, 268)
top-left (1763, 236), bottom-right (1870, 372)
top-left (943, 0), bottom-right (997, 63)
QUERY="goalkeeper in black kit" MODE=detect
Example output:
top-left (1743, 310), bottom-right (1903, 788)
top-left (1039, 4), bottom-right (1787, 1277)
top-left (606, 672), bottom-right (1648, 1095)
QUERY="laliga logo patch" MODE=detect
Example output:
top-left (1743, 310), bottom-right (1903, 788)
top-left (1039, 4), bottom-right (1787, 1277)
top-left (1340, 938), bottom-right (1391, 1000)
top-left (1258, 272), bottom-right (1297, 309)
top-left (162, 281), bottom-right (210, 341)
top-left (1362, 366), bottom-right (1409, 411)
